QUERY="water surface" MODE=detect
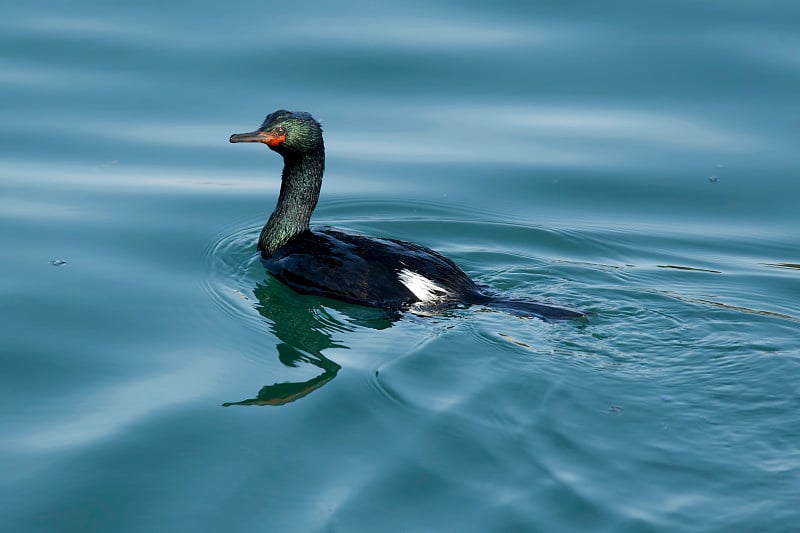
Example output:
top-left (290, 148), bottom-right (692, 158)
top-left (1, 1), bottom-right (799, 531)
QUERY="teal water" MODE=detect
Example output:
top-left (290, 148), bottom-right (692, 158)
top-left (2, 1), bottom-right (799, 531)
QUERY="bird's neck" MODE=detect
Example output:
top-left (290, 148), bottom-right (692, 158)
top-left (259, 146), bottom-right (325, 254)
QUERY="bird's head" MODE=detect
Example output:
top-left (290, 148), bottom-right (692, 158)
top-left (229, 110), bottom-right (323, 155)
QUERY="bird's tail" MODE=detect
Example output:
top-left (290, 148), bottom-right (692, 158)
top-left (468, 293), bottom-right (585, 322)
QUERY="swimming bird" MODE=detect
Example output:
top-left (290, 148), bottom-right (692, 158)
top-left (230, 110), bottom-right (583, 321)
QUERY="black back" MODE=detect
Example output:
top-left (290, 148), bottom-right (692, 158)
top-left (262, 226), bottom-right (479, 311)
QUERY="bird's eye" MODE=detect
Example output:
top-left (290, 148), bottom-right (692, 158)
top-left (275, 126), bottom-right (287, 136)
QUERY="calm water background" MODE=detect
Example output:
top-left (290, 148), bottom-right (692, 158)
top-left (2, 1), bottom-right (799, 531)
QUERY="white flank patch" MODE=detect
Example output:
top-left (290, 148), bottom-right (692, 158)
top-left (397, 268), bottom-right (447, 303)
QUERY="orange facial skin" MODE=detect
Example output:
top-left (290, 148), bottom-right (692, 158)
top-left (264, 132), bottom-right (286, 147)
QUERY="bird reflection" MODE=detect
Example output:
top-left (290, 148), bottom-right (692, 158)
top-left (223, 278), bottom-right (392, 407)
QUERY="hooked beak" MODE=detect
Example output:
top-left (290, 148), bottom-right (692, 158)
top-left (229, 130), bottom-right (267, 143)
top-left (229, 130), bottom-right (286, 147)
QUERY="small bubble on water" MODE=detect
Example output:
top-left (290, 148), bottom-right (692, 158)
top-left (50, 259), bottom-right (67, 266)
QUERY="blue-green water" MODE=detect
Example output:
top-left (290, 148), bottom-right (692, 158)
top-left (2, 1), bottom-right (799, 531)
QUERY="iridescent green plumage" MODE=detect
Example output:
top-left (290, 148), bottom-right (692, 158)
top-left (230, 110), bottom-right (325, 254)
